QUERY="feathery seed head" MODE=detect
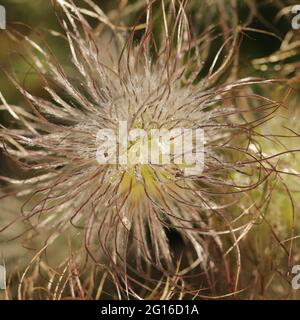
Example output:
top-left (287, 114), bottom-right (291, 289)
top-left (0, 0), bottom-right (284, 297)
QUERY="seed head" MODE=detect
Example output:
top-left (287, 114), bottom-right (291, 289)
top-left (0, 0), bottom-right (283, 297)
